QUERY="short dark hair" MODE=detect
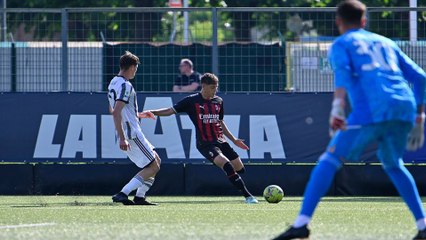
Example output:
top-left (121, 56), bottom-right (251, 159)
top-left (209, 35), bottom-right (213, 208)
top-left (336, 0), bottom-right (366, 25)
top-left (120, 51), bottom-right (140, 70)
top-left (200, 73), bottom-right (219, 85)
top-left (180, 59), bottom-right (193, 69)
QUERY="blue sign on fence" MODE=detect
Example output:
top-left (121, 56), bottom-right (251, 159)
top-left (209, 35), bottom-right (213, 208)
top-left (1, 93), bottom-right (425, 163)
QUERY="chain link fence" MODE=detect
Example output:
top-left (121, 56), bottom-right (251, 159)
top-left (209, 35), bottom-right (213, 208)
top-left (0, 7), bottom-right (425, 92)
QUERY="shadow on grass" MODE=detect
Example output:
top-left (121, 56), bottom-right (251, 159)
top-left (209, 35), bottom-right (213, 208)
top-left (275, 196), bottom-right (403, 203)
top-left (256, 196), bottom-right (404, 203)
top-left (9, 201), bottom-right (116, 208)
top-left (5, 196), bottom-right (409, 208)
top-left (320, 197), bottom-right (403, 203)
top-left (157, 200), bottom-right (241, 204)
top-left (8, 200), bottom-right (240, 207)
top-left (9, 204), bottom-right (49, 208)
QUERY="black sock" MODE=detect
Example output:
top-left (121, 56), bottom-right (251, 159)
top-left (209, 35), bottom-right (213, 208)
top-left (236, 167), bottom-right (246, 174)
top-left (223, 162), bottom-right (251, 198)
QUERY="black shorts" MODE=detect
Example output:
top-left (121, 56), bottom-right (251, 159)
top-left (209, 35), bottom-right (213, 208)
top-left (197, 142), bottom-right (240, 162)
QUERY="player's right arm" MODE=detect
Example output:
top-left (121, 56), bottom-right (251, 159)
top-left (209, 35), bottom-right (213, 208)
top-left (328, 41), bottom-right (350, 135)
top-left (111, 101), bottom-right (130, 151)
top-left (150, 96), bottom-right (191, 116)
top-left (150, 108), bottom-right (176, 116)
top-left (109, 80), bottom-right (132, 151)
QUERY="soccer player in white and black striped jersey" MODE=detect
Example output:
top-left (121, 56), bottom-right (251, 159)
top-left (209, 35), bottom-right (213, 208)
top-left (108, 51), bottom-right (161, 205)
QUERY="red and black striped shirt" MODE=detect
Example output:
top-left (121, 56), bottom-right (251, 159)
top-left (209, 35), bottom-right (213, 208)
top-left (173, 93), bottom-right (225, 147)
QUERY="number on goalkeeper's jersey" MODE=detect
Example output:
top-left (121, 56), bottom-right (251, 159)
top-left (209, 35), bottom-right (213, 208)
top-left (354, 40), bottom-right (398, 72)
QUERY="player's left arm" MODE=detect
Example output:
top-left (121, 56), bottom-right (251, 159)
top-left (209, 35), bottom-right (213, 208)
top-left (395, 45), bottom-right (426, 110)
top-left (395, 45), bottom-right (426, 150)
top-left (218, 101), bottom-right (249, 150)
top-left (220, 120), bottom-right (249, 150)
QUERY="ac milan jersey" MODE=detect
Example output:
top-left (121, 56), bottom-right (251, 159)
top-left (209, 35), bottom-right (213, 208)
top-left (173, 93), bottom-right (225, 147)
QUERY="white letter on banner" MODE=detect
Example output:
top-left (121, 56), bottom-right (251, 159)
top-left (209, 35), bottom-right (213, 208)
top-left (33, 115), bottom-right (61, 158)
top-left (141, 97), bottom-right (185, 158)
top-left (223, 115), bottom-right (249, 159)
top-left (249, 115), bottom-right (286, 159)
top-left (62, 115), bottom-right (97, 158)
top-left (101, 115), bottom-right (127, 159)
top-left (180, 115), bottom-right (204, 159)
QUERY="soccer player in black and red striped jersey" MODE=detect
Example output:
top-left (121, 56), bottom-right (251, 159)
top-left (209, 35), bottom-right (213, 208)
top-left (149, 73), bottom-right (258, 204)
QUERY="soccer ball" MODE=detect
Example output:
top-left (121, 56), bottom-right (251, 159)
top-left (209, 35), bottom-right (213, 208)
top-left (263, 185), bottom-right (284, 203)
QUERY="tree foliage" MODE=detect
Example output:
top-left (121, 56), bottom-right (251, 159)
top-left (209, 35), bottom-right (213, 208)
top-left (5, 0), bottom-right (426, 41)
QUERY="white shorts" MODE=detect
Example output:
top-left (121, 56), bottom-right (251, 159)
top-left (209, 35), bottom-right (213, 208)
top-left (125, 131), bottom-right (156, 169)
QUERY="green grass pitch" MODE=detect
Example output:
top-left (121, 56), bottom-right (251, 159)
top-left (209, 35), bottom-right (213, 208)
top-left (0, 196), bottom-right (423, 239)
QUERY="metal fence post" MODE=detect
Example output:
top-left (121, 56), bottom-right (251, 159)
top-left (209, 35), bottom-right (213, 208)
top-left (211, 7), bottom-right (218, 76)
top-left (365, 8), bottom-right (370, 30)
top-left (11, 39), bottom-right (16, 92)
top-left (1, 0), bottom-right (6, 42)
top-left (61, 8), bottom-right (68, 91)
top-left (100, 31), bottom-right (107, 91)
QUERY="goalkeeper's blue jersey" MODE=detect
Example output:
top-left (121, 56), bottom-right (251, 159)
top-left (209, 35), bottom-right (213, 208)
top-left (328, 28), bottom-right (426, 125)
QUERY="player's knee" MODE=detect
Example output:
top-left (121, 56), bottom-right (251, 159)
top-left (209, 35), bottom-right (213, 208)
top-left (155, 155), bottom-right (162, 166)
top-left (153, 152), bottom-right (161, 168)
top-left (319, 152), bottom-right (343, 169)
top-left (213, 154), bottom-right (229, 168)
top-left (236, 167), bottom-right (245, 174)
top-left (150, 160), bottom-right (160, 173)
top-left (153, 164), bottom-right (160, 174)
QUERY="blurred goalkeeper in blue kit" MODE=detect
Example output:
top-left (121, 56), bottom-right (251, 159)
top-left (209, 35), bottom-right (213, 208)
top-left (273, 1), bottom-right (426, 239)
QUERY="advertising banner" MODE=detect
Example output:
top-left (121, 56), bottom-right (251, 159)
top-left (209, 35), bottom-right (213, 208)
top-left (1, 93), bottom-right (425, 163)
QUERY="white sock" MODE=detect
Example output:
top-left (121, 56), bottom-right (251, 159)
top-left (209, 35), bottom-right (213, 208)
top-left (136, 185), bottom-right (150, 198)
top-left (121, 176), bottom-right (144, 195)
top-left (293, 215), bottom-right (311, 228)
top-left (136, 177), bottom-right (155, 198)
top-left (416, 218), bottom-right (426, 230)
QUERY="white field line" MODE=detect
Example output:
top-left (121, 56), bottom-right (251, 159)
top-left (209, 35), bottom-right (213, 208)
top-left (0, 222), bottom-right (56, 229)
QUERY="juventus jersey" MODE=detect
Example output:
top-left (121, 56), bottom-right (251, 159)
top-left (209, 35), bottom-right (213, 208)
top-left (107, 76), bottom-right (141, 139)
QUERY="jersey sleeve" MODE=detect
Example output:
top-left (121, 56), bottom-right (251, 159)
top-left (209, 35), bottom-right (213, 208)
top-left (219, 101), bottom-right (224, 120)
top-left (115, 82), bottom-right (132, 103)
top-left (173, 96), bottom-right (191, 113)
top-left (328, 41), bottom-right (352, 89)
top-left (395, 46), bottom-right (426, 105)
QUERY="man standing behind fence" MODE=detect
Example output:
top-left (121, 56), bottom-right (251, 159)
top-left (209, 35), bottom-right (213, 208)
top-left (172, 59), bottom-right (201, 92)
top-left (108, 51), bottom-right (161, 205)
top-left (273, 1), bottom-right (426, 239)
